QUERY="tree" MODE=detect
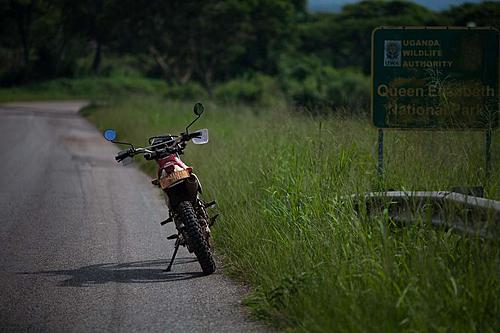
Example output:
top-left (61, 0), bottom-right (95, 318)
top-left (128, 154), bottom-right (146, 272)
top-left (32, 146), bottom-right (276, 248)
top-left (443, 1), bottom-right (500, 29)
top-left (116, 0), bottom-right (304, 90)
top-left (59, 0), bottom-right (121, 74)
top-left (8, 0), bottom-right (36, 66)
top-left (297, 0), bottom-right (440, 73)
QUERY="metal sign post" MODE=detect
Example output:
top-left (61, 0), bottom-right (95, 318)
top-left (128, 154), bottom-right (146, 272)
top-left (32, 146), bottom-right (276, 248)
top-left (377, 129), bottom-right (384, 177)
top-left (486, 128), bottom-right (492, 180)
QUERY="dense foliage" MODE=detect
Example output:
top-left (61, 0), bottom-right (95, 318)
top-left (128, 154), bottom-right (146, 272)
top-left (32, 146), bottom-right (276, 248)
top-left (1, 0), bottom-right (499, 110)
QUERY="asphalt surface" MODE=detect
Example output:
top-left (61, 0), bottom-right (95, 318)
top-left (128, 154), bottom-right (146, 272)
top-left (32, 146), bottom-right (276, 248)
top-left (0, 102), bottom-right (267, 332)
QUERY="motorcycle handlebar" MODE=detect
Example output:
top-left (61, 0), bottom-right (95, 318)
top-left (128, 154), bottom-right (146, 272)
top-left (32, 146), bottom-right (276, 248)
top-left (115, 149), bottom-right (133, 162)
top-left (115, 135), bottom-right (191, 162)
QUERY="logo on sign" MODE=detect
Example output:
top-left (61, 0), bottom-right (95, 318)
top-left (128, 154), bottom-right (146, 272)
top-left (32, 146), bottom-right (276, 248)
top-left (384, 40), bottom-right (401, 67)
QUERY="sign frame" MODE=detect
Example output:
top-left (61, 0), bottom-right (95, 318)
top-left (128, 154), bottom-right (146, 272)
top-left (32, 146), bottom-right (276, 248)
top-left (371, 26), bottom-right (499, 131)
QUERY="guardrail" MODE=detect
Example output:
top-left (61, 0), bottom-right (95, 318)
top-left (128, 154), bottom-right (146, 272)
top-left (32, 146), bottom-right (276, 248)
top-left (352, 191), bottom-right (500, 240)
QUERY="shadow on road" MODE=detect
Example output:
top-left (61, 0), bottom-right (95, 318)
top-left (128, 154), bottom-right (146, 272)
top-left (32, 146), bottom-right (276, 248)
top-left (19, 258), bottom-right (204, 287)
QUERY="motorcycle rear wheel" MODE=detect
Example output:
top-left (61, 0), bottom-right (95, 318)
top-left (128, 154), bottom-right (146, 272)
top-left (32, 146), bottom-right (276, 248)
top-left (177, 201), bottom-right (216, 275)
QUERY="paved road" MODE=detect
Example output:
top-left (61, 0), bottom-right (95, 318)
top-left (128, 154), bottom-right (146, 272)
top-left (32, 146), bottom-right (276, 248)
top-left (0, 102), bottom-right (266, 332)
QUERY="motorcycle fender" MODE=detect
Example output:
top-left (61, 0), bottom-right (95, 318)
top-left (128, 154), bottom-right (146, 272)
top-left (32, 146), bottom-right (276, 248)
top-left (191, 173), bottom-right (202, 193)
top-left (165, 175), bottom-right (200, 208)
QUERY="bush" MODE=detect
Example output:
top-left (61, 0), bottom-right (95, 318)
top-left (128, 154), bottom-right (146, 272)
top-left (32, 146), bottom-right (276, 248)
top-left (214, 73), bottom-right (283, 106)
top-left (0, 77), bottom-right (168, 102)
top-left (165, 82), bottom-right (208, 101)
top-left (74, 54), bottom-right (158, 78)
top-left (279, 54), bottom-right (370, 112)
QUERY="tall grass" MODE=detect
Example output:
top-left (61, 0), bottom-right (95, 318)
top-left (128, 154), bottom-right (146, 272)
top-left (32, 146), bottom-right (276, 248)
top-left (86, 96), bottom-right (499, 332)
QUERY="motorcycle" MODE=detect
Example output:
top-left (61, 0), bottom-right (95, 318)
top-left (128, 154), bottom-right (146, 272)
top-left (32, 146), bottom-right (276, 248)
top-left (103, 103), bottom-right (218, 275)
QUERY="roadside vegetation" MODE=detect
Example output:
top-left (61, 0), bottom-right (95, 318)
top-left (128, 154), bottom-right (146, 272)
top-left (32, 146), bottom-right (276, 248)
top-left (82, 96), bottom-right (499, 332)
top-left (0, 76), bottom-right (167, 102)
top-left (2, 1), bottom-right (498, 111)
top-left (2, 0), bottom-right (499, 331)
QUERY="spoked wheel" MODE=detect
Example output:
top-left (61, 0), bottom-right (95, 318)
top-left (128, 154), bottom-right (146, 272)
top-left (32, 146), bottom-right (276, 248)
top-left (177, 201), bottom-right (216, 275)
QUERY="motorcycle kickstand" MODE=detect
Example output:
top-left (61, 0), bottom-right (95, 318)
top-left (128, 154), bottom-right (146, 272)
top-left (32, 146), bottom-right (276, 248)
top-left (165, 238), bottom-right (180, 272)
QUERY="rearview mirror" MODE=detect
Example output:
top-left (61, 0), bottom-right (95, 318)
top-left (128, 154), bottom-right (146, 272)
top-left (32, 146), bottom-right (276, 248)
top-left (193, 102), bottom-right (204, 116)
top-left (192, 129), bottom-right (209, 145)
top-left (103, 129), bottom-right (117, 141)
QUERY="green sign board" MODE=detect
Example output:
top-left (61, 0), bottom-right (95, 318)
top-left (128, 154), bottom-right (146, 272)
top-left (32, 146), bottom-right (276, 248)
top-left (372, 27), bottom-right (499, 129)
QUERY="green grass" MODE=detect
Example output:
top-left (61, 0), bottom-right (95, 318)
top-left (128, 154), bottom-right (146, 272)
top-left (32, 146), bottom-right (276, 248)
top-left (0, 76), bottom-right (168, 102)
top-left (84, 95), bottom-right (499, 332)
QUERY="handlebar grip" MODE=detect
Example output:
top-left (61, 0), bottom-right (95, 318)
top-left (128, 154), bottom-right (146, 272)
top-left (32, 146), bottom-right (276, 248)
top-left (115, 149), bottom-right (131, 162)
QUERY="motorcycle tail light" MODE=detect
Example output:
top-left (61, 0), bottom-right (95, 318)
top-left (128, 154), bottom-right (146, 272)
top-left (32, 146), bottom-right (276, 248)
top-left (164, 165), bottom-right (175, 173)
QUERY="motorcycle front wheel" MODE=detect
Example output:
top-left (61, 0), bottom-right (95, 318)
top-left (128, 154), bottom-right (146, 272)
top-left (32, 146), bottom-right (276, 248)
top-left (177, 201), bottom-right (216, 275)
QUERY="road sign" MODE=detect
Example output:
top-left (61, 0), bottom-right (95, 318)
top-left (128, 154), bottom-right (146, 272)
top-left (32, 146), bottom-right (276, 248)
top-left (372, 27), bottom-right (499, 129)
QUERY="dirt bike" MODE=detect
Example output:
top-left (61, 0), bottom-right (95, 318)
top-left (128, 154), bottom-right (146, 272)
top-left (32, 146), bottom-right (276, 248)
top-left (103, 103), bottom-right (218, 275)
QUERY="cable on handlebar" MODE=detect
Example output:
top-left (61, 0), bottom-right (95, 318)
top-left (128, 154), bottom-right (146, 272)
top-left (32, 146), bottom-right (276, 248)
top-left (115, 134), bottom-right (190, 162)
